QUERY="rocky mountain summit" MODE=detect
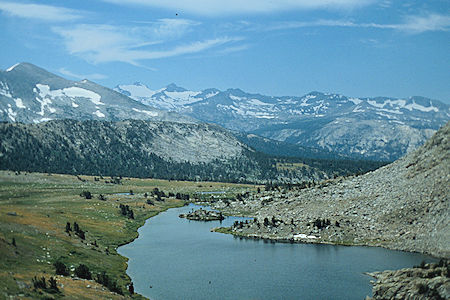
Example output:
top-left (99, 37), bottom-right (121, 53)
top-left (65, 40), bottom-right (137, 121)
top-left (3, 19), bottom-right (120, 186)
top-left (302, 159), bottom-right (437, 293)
top-left (209, 121), bottom-right (449, 258)
top-left (116, 82), bottom-right (449, 160)
top-left (0, 63), bottom-right (193, 124)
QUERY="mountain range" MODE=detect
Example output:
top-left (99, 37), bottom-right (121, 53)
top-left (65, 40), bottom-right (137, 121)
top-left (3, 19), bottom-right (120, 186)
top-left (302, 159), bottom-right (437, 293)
top-left (1, 62), bottom-right (448, 162)
top-left (0, 63), bottom-right (194, 124)
top-left (116, 82), bottom-right (449, 160)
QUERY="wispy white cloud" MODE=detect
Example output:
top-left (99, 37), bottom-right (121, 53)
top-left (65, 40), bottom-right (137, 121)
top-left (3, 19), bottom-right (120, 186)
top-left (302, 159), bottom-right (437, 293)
top-left (58, 68), bottom-right (107, 80)
top-left (378, 0), bottom-right (392, 8)
top-left (101, 0), bottom-right (374, 16)
top-left (264, 13), bottom-right (450, 33)
top-left (0, 1), bottom-right (82, 22)
top-left (53, 23), bottom-right (241, 65)
top-left (379, 14), bottom-right (450, 33)
top-left (217, 44), bottom-right (250, 54)
top-left (132, 18), bottom-right (201, 39)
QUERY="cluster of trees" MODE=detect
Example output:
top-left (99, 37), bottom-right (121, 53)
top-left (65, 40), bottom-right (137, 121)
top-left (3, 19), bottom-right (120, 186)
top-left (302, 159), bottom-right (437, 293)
top-left (263, 216), bottom-right (281, 227)
top-left (148, 188), bottom-right (190, 201)
top-left (265, 181), bottom-right (319, 191)
top-left (54, 261), bottom-right (126, 295)
top-left (65, 221), bottom-right (86, 239)
top-left (95, 270), bottom-right (122, 295)
top-left (312, 218), bottom-right (332, 230)
top-left (32, 276), bottom-right (59, 293)
top-left (104, 177), bottom-right (122, 184)
top-left (233, 220), bottom-right (249, 229)
top-left (151, 188), bottom-right (166, 201)
top-left (235, 192), bottom-right (250, 201)
top-left (175, 192), bottom-right (190, 201)
top-left (119, 204), bottom-right (134, 219)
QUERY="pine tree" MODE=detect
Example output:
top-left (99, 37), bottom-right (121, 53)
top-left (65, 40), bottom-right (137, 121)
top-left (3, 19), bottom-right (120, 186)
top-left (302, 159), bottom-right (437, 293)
top-left (49, 277), bottom-right (59, 292)
top-left (65, 222), bottom-right (72, 233)
top-left (129, 282), bottom-right (134, 294)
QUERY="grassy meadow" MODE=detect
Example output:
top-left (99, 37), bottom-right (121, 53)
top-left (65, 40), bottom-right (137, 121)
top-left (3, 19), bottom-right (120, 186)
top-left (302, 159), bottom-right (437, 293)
top-left (0, 171), bottom-right (256, 299)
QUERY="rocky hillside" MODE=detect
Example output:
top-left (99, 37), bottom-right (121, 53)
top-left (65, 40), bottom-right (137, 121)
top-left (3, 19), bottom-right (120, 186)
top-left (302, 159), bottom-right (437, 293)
top-left (0, 119), bottom-right (338, 183)
top-left (208, 122), bottom-right (450, 257)
top-left (116, 83), bottom-right (449, 161)
top-left (0, 63), bottom-right (193, 124)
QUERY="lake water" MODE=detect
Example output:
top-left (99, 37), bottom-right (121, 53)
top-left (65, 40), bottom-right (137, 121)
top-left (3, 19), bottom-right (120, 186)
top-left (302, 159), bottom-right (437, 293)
top-left (118, 204), bottom-right (435, 300)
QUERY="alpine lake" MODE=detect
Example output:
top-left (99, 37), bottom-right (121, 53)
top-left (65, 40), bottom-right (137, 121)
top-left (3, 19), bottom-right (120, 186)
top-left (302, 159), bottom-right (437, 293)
top-left (118, 204), bottom-right (435, 300)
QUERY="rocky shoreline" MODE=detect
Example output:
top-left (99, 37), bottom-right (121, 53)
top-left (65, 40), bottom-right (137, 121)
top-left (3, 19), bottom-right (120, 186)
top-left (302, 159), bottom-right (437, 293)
top-left (365, 260), bottom-right (449, 300)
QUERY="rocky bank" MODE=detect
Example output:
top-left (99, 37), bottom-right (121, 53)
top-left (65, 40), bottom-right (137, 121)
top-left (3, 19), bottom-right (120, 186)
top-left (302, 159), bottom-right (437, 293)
top-left (366, 260), bottom-right (450, 300)
top-left (208, 122), bottom-right (449, 258)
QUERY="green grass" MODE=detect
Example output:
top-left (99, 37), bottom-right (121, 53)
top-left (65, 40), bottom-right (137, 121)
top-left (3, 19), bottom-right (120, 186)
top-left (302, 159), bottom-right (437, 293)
top-left (0, 171), bottom-right (256, 299)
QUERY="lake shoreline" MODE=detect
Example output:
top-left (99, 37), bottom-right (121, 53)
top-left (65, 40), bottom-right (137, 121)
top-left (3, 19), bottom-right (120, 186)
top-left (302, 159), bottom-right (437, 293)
top-left (212, 225), bottom-right (444, 259)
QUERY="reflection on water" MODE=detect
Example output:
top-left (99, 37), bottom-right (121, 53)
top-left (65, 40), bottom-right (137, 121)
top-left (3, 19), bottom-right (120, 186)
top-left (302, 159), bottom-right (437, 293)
top-left (118, 204), bottom-right (434, 300)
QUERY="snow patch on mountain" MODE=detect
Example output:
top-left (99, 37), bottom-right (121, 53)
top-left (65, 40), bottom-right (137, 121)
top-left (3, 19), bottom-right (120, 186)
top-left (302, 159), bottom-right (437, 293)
top-left (229, 94), bottom-right (245, 101)
top-left (117, 83), bottom-right (157, 98)
top-left (63, 87), bottom-right (103, 105)
top-left (165, 90), bottom-right (201, 101)
top-left (0, 82), bottom-right (12, 98)
top-left (404, 101), bottom-right (439, 112)
top-left (93, 110), bottom-right (105, 118)
top-left (132, 108), bottom-right (158, 117)
top-left (35, 84), bottom-right (104, 106)
top-left (6, 63), bottom-right (19, 72)
top-left (205, 91), bottom-right (219, 98)
top-left (349, 98), bottom-right (363, 105)
top-left (14, 98), bottom-right (26, 109)
top-left (35, 97), bottom-right (53, 116)
top-left (7, 104), bottom-right (16, 122)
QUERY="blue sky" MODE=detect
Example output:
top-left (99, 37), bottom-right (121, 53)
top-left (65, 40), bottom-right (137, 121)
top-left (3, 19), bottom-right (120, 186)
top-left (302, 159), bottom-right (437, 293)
top-left (0, 0), bottom-right (449, 102)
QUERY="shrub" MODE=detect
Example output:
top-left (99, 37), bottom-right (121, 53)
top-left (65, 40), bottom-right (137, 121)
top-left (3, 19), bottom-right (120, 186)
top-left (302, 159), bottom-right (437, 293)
top-left (54, 261), bottom-right (69, 276)
top-left (417, 283), bottom-right (428, 294)
top-left (75, 264), bottom-right (92, 280)
top-left (80, 191), bottom-right (92, 199)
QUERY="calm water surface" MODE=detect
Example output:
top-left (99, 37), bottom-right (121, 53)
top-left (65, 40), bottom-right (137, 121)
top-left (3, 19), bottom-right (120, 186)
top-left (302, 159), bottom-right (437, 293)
top-left (118, 204), bottom-right (434, 300)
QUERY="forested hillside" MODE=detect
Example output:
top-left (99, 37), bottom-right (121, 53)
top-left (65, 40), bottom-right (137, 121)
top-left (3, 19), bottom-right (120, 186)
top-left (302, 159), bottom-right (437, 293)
top-left (0, 120), bottom-right (385, 183)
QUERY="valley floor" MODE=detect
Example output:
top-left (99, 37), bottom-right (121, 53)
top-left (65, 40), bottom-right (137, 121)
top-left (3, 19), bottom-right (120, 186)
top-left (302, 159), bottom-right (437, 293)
top-left (0, 171), bottom-right (255, 299)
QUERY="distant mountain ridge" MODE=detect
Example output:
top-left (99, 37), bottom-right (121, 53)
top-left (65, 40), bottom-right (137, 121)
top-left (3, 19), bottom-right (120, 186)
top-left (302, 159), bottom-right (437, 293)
top-left (0, 63), bottom-right (195, 124)
top-left (116, 82), bottom-right (450, 160)
top-left (0, 119), bottom-right (352, 183)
